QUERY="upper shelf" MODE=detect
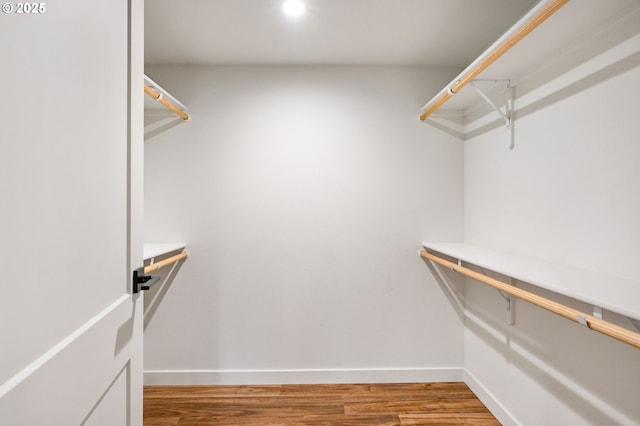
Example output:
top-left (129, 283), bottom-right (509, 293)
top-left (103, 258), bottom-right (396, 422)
top-left (419, 0), bottom-right (640, 138)
top-left (422, 242), bottom-right (640, 321)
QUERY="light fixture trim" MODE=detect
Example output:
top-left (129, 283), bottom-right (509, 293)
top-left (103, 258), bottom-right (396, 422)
top-left (282, 0), bottom-right (306, 18)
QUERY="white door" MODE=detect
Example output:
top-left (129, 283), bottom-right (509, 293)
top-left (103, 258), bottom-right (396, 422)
top-left (0, 0), bottom-right (144, 424)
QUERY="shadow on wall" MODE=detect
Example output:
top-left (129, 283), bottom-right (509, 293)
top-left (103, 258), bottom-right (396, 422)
top-left (466, 50), bottom-right (640, 141)
top-left (421, 255), bottom-right (465, 324)
top-left (457, 270), bottom-right (639, 425)
top-left (143, 256), bottom-right (186, 330)
top-left (420, 251), bottom-right (639, 424)
top-left (144, 114), bottom-right (186, 141)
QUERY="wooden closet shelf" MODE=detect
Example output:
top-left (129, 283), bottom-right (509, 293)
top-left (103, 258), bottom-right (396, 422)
top-left (421, 243), bottom-right (640, 348)
top-left (418, 0), bottom-right (639, 140)
top-left (422, 242), bottom-right (639, 321)
top-left (144, 243), bottom-right (186, 261)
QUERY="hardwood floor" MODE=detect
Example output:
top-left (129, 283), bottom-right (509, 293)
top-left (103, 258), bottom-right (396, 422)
top-left (144, 382), bottom-right (500, 425)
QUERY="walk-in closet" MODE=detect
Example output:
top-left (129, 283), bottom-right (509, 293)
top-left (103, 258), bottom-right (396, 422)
top-left (2, 0), bottom-right (639, 424)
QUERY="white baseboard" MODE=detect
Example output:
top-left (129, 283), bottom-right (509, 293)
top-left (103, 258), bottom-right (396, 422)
top-left (464, 369), bottom-right (519, 426)
top-left (144, 367), bottom-right (464, 386)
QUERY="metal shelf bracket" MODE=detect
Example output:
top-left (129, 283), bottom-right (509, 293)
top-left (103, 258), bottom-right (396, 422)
top-left (593, 306), bottom-right (603, 319)
top-left (469, 79), bottom-right (515, 149)
top-left (497, 281), bottom-right (516, 326)
top-left (479, 266), bottom-right (516, 325)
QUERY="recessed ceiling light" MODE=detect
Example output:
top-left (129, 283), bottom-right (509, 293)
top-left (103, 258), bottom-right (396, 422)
top-left (282, 0), bottom-right (305, 18)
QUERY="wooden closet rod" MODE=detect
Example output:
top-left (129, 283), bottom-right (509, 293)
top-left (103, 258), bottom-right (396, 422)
top-left (144, 251), bottom-right (189, 274)
top-left (144, 84), bottom-right (190, 121)
top-left (420, 250), bottom-right (640, 349)
top-left (419, 0), bottom-right (570, 121)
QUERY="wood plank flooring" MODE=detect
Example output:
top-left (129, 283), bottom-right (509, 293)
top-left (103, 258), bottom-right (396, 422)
top-left (144, 382), bottom-right (500, 425)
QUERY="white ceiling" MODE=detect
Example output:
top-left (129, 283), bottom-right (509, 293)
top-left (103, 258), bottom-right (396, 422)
top-left (145, 0), bottom-right (539, 67)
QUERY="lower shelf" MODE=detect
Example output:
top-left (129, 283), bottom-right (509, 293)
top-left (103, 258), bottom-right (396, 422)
top-left (422, 242), bottom-right (639, 321)
top-left (144, 243), bottom-right (186, 261)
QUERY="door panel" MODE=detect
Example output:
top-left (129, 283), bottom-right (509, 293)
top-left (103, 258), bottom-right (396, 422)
top-left (0, 296), bottom-right (130, 424)
top-left (82, 364), bottom-right (129, 426)
top-left (0, 0), bottom-right (143, 424)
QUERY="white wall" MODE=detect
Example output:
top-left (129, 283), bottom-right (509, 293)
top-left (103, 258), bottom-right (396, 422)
top-left (463, 23), bottom-right (640, 426)
top-left (142, 65), bottom-right (465, 384)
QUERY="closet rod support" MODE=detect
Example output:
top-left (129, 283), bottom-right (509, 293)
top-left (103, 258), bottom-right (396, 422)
top-left (593, 306), bottom-right (603, 320)
top-left (497, 289), bottom-right (515, 326)
top-left (481, 265), bottom-right (516, 325)
top-left (577, 314), bottom-right (589, 328)
top-left (469, 80), bottom-right (511, 128)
